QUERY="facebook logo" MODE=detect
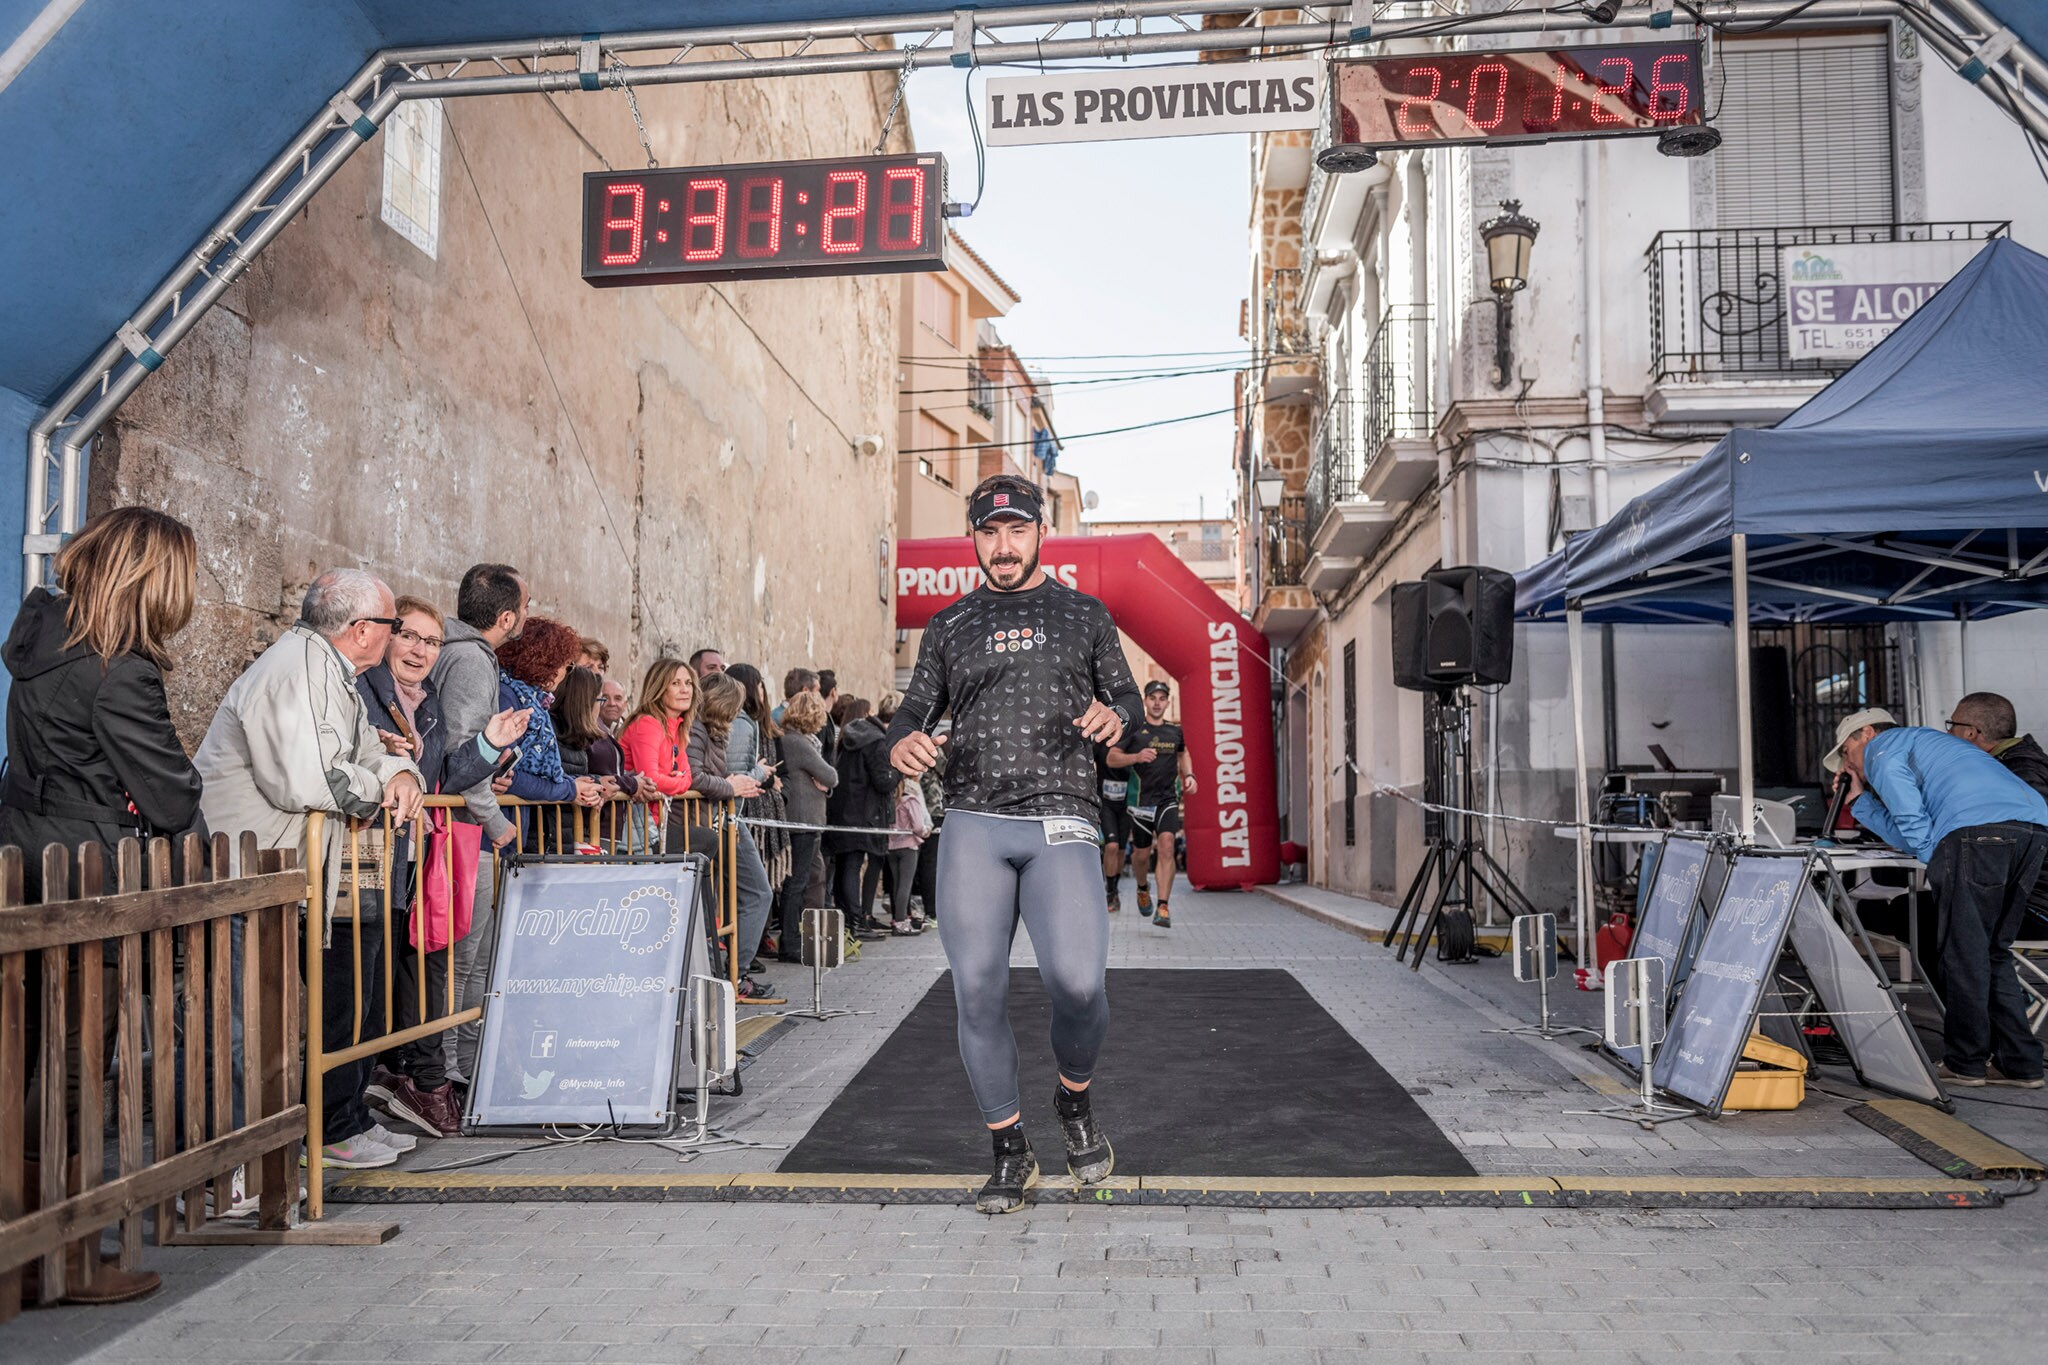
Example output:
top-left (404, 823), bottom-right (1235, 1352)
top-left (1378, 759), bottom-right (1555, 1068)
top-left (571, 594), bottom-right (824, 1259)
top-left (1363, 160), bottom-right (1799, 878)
top-left (531, 1031), bottom-right (558, 1059)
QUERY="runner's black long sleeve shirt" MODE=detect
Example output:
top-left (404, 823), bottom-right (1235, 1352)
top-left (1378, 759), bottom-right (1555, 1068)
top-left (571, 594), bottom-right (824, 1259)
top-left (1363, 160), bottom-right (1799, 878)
top-left (884, 577), bottom-right (1142, 822)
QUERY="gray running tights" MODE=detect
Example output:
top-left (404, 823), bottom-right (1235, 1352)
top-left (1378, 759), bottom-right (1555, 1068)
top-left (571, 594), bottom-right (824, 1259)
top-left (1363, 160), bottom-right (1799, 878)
top-left (936, 809), bottom-right (1110, 1124)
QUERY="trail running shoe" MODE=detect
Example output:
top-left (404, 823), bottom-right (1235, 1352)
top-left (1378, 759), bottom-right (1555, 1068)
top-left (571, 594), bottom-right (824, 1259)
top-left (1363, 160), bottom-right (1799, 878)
top-left (977, 1129), bottom-right (1039, 1215)
top-left (1054, 1086), bottom-right (1115, 1185)
top-left (1136, 885), bottom-right (1152, 915)
top-left (1154, 903), bottom-right (1172, 929)
top-left (1106, 892), bottom-right (1120, 914)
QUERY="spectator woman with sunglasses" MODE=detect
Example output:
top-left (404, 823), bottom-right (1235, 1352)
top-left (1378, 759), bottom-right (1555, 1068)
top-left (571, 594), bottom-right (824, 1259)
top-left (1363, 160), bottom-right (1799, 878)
top-left (356, 597), bottom-right (529, 1137)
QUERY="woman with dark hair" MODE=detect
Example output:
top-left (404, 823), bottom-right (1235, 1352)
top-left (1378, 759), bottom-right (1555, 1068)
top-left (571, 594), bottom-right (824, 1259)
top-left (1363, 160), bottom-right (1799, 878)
top-left (689, 673), bottom-right (781, 1000)
top-left (554, 665), bottom-right (645, 849)
top-left (495, 616), bottom-right (601, 849)
top-left (0, 505), bottom-right (205, 1305)
top-left (717, 662), bottom-right (791, 952)
top-left (824, 696), bottom-right (895, 938)
top-left (775, 690), bottom-right (837, 961)
top-left (721, 662), bottom-right (780, 785)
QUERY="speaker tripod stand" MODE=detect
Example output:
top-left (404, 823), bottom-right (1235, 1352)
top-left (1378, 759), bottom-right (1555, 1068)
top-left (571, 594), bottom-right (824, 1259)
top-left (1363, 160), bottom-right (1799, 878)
top-left (1387, 687), bottom-right (1541, 970)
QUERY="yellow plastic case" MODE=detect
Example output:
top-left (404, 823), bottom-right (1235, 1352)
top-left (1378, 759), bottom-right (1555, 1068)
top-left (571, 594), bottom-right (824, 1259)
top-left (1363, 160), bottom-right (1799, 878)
top-left (1722, 1033), bottom-right (1808, 1111)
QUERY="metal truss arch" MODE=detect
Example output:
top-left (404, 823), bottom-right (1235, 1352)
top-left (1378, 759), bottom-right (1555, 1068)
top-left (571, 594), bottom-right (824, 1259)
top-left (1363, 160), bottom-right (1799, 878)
top-left (24, 1), bottom-right (2048, 588)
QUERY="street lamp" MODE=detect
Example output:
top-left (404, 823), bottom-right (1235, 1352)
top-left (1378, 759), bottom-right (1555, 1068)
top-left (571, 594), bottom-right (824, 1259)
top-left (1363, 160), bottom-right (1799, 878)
top-left (1479, 200), bottom-right (1540, 390)
top-left (1254, 461), bottom-right (1286, 513)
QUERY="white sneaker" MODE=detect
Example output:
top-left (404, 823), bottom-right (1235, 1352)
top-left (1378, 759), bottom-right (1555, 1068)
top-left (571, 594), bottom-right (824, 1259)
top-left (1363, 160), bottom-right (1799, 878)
top-left (363, 1122), bottom-right (418, 1154)
top-left (308, 1134), bottom-right (398, 1169)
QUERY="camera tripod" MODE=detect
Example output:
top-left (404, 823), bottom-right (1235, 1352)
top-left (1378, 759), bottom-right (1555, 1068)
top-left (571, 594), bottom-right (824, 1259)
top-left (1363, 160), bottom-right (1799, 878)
top-left (1387, 687), bottom-right (1541, 969)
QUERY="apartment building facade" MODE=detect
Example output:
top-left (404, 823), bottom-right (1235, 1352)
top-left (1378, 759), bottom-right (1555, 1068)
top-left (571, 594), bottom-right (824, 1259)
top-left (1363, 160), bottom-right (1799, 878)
top-left (1238, 16), bottom-right (2048, 905)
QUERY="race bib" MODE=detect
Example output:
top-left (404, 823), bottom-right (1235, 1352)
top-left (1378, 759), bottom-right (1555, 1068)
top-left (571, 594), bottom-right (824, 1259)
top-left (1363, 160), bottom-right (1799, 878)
top-left (1130, 805), bottom-right (1158, 822)
top-left (1101, 780), bottom-right (1126, 801)
top-left (1043, 817), bottom-right (1101, 848)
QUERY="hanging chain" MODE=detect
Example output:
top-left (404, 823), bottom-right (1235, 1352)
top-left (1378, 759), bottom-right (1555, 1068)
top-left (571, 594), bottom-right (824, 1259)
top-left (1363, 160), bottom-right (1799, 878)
top-left (873, 33), bottom-right (939, 156)
top-left (607, 54), bottom-right (659, 168)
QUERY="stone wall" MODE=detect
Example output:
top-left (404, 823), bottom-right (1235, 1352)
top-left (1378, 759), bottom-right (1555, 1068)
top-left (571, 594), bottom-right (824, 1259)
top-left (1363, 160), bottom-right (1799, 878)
top-left (93, 66), bottom-right (907, 743)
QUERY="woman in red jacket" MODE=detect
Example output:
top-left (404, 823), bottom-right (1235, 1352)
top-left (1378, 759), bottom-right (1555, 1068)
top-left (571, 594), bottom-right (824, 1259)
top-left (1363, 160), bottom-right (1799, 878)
top-left (619, 656), bottom-right (697, 822)
top-left (619, 658), bottom-right (779, 999)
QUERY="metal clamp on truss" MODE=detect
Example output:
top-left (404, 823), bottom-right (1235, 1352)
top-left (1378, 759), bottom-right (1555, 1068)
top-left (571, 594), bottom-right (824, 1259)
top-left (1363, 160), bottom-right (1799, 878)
top-left (327, 92), bottom-right (380, 141)
top-left (1957, 27), bottom-right (2018, 84)
top-left (115, 322), bottom-right (163, 374)
top-left (950, 9), bottom-right (977, 68)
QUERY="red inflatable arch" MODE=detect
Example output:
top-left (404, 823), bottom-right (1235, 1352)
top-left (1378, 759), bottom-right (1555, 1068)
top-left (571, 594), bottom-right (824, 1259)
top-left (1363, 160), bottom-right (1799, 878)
top-left (895, 534), bottom-right (1280, 888)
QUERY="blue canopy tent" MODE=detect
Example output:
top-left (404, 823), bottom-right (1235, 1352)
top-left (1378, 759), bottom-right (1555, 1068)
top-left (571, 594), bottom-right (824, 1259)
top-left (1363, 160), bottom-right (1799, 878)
top-left (1516, 236), bottom-right (2048, 944)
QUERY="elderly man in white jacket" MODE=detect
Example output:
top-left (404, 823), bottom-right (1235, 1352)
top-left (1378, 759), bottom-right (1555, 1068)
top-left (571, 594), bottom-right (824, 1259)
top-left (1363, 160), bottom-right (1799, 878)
top-left (195, 568), bottom-right (425, 1168)
top-left (196, 568), bottom-right (424, 897)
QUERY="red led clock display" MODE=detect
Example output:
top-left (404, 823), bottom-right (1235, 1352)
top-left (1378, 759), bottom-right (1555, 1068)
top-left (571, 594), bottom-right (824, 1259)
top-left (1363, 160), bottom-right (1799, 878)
top-left (1329, 41), bottom-right (1705, 149)
top-left (581, 153), bottom-right (947, 286)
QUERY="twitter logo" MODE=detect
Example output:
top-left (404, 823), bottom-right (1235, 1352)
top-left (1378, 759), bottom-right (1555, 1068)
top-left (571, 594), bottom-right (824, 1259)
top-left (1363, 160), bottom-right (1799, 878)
top-left (521, 1069), bottom-right (555, 1099)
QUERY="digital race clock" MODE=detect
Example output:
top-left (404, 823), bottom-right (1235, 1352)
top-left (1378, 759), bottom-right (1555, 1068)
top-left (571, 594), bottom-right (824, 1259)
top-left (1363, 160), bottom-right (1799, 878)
top-left (581, 153), bottom-right (948, 287)
top-left (1328, 40), bottom-right (1706, 151)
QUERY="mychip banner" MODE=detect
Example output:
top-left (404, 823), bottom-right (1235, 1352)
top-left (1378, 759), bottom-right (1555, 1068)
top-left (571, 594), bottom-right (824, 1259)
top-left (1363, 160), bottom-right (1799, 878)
top-left (982, 61), bottom-right (1323, 146)
top-left (469, 858), bottom-right (706, 1129)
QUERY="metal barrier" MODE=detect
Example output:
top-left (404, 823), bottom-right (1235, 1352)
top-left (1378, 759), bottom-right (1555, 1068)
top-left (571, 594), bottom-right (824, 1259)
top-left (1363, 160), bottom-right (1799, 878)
top-left (0, 833), bottom-right (306, 1320)
top-left (300, 792), bottom-right (739, 1218)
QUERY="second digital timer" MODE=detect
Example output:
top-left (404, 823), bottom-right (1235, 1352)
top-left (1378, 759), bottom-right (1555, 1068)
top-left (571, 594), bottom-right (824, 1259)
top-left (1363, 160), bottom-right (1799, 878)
top-left (581, 153), bottom-right (949, 287)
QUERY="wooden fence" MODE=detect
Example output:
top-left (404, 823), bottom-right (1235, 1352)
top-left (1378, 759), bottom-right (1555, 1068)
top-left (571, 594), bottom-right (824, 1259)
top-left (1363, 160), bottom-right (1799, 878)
top-left (0, 833), bottom-right (308, 1320)
top-left (0, 792), bottom-right (747, 1306)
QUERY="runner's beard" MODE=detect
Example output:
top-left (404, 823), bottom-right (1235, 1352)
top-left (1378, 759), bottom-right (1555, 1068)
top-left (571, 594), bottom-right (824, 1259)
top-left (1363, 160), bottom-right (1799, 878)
top-left (979, 541), bottom-right (1040, 592)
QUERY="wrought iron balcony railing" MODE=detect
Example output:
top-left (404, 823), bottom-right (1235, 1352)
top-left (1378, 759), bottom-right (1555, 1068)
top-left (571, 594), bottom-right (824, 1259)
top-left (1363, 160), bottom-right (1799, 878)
top-left (1304, 409), bottom-right (1358, 536)
top-left (1264, 496), bottom-right (1309, 590)
top-left (1646, 221), bottom-right (2007, 383)
top-left (1364, 303), bottom-right (1431, 460)
top-left (1262, 265), bottom-right (1312, 358)
top-left (967, 361), bottom-right (996, 419)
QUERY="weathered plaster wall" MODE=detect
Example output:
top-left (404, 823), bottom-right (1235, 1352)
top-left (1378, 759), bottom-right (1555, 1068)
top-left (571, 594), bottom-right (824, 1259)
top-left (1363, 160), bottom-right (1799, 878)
top-left (94, 65), bottom-right (907, 741)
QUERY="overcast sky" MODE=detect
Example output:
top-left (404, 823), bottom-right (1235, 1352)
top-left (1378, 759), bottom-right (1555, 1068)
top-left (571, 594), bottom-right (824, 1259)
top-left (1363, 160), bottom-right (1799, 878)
top-left (906, 62), bottom-right (1250, 524)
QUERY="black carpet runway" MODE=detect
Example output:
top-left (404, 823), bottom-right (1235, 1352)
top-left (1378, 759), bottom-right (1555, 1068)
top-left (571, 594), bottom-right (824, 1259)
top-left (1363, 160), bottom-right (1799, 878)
top-left (778, 967), bottom-right (1474, 1177)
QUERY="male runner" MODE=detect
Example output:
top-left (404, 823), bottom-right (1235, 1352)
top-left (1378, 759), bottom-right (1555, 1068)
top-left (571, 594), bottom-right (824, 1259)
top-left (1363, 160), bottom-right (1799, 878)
top-left (886, 473), bottom-right (1142, 1214)
top-left (1095, 740), bottom-right (1133, 913)
top-left (1110, 680), bottom-right (1197, 929)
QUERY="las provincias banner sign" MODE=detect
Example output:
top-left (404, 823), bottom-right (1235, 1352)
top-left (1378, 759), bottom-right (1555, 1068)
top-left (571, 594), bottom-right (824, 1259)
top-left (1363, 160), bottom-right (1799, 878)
top-left (983, 60), bottom-right (1323, 146)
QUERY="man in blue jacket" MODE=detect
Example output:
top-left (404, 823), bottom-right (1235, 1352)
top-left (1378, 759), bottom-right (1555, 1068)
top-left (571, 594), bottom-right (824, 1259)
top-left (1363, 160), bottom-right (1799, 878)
top-left (1827, 707), bottom-right (2048, 1088)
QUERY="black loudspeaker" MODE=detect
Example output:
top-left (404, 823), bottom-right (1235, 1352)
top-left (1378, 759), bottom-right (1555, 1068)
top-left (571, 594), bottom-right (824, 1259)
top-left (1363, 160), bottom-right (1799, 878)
top-left (1391, 566), bottom-right (1516, 691)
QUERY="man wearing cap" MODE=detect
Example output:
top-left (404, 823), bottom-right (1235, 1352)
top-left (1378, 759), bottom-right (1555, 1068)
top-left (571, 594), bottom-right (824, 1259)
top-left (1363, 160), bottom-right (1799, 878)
top-left (1109, 680), bottom-right (1197, 929)
top-left (1827, 707), bottom-right (2048, 1089)
top-left (885, 473), bottom-right (1144, 1213)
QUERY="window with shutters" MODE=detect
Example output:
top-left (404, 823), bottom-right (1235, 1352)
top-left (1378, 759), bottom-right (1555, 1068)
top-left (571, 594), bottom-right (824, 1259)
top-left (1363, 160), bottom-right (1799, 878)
top-left (917, 275), bottom-right (962, 348)
top-left (915, 412), bottom-right (957, 487)
top-left (1713, 32), bottom-right (1894, 228)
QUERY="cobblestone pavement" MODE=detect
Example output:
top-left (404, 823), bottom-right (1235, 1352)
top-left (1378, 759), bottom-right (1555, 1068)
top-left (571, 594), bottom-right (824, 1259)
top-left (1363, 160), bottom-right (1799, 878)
top-left (9, 882), bottom-right (2047, 1363)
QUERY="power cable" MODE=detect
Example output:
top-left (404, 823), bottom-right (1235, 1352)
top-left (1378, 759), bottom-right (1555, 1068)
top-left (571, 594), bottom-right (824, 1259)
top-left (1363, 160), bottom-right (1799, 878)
top-left (536, 82), bottom-right (865, 449)
top-left (444, 111), bottom-right (673, 641)
top-left (897, 402), bottom-right (1242, 455)
top-left (897, 362), bottom-right (1250, 398)
top-left (903, 348), bottom-right (1260, 361)
top-left (707, 285), bottom-right (858, 449)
